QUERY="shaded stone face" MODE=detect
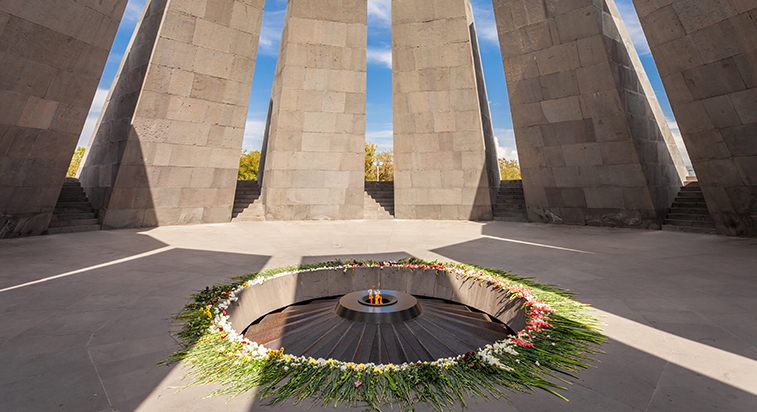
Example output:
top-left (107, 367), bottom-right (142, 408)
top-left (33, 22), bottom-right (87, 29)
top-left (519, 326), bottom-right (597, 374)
top-left (493, 0), bottom-right (685, 229)
top-left (259, 0), bottom-right (367, 221)
top-left (392, 0), bottom-right (499, 220)
top-left (0, 0), bottom-right (129, 238)
top-left (633, 0), bottom-right (757, 237)
top-left (77, 0), bottom-right (265, 229)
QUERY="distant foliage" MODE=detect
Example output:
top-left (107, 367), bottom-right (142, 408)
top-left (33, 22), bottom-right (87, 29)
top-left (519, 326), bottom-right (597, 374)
top-left (499, 158), bottom-right (522, 180)
top-left (238, 150), bottom-right (261, 181)
top-left (67, 147), bottom-right (86, 178)
top-left (365, 142), bottom-right (393, 181)
top-left (364, 142), bottom-right (377, 180)
top-left (376, 150), bottom-right (394, 181)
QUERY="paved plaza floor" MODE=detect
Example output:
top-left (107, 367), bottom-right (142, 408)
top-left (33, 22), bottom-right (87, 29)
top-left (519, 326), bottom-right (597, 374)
top-left (1, 220), bottom-right (756, 411)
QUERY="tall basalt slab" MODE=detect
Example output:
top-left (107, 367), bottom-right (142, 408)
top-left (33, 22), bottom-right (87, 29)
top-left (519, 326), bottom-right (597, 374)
top-left (0, 0), bottom-right (128, 237)
top-left (494, 0), bottom-right (686, 229)
top-left (79, 0), bottom-right (264, 229)
top-left (632, 0), bottom-right (757, 237)
top-left (392, 0), bottom-right (499, 220)
top-left (260, 0), bottom-right (367, 220)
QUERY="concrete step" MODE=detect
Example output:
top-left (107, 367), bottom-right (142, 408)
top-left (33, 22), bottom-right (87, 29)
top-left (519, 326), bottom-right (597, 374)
top-left (234, 195), bottom-right (260, 202)
top-left (54, 208), bottom-right (95, 215)
top-left (499, 180), bottom-right (523, 188)
top-left (664, 218), bottom-right (717, 228)
top-left (661, 225), bottom-right (716, 235)
top-left (493, 216), bottom-right (528, 222)
top-left (666, 213), bottom-right (714, 222)
top-left (48, 218), bottom-right (99, 228)
top-left (669, 207), bottom-right (710, 215)
top-left (673, 197), bottom-right (707, 204)
top-left (46, 225), bottom-right (101, 235)
top-left (55, 201), bottom-right (92, 209)
top-left (50, 212), bottom-right (96, 220)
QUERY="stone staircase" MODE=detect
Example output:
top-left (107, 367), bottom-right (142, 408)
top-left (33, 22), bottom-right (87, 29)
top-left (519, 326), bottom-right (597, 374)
top-left (661, 181), bottom-right (717, 234)
top-left (492, 180), bottom-right (528, 222)
top-left (364, 181), bottom-right (394, 219)
top-left (46, 178), bottom-right (100, 235)
top-left (231, 180), bottom-right (264, 221)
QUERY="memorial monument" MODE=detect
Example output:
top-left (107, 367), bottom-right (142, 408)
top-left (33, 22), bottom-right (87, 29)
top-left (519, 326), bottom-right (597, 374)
top-left (1, 0), bottom-right (755, 237)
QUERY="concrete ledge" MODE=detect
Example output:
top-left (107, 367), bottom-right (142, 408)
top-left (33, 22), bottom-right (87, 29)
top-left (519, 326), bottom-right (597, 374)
top-left (226, 266), bottom-right (526, 337)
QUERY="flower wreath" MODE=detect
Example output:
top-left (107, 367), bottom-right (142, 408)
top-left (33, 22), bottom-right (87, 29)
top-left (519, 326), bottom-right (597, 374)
top-left (164, 258), bottom-right (605, 411)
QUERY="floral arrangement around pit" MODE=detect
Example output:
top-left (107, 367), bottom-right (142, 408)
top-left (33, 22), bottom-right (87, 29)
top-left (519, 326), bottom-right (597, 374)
top-left (164, 258), bottom-right (605, 411)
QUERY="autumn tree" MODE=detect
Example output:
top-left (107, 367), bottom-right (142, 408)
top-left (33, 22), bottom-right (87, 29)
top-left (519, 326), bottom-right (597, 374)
top-left (365, 142), bottom-right (393, 181)
top-left (67, 147), bottom-right (86, 178)
top-left (376, 150), bottom-right (394, 181)
top-left (499, 158), bottom-right (522, 180)
top-left (238, 150), bottom-right (261, 180)
top-left (365, 142), bottom-right (377, 180)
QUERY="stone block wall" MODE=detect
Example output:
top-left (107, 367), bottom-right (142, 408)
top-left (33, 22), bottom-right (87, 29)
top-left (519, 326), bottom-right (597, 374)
top-left (260, 0), bottom-right (367, 220)
top-left (633, 0), bottom-right (757, 237)
top-left (0, 0), bottom-right (127, 237)
top-left (494, 0), bottom-right (685, 228)
top-left (392, 0), bottom-right (499, 220)
top-left (79, 0), bottom-right (264, 229)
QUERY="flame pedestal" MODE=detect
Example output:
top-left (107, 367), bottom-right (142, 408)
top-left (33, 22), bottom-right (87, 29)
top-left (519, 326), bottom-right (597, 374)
top-left (335, 290), bottom-right (421, 324)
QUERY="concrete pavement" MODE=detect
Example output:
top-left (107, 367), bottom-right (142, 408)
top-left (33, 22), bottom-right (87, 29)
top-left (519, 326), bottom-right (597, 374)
top-left (1, 220), bottom-right (755, 411)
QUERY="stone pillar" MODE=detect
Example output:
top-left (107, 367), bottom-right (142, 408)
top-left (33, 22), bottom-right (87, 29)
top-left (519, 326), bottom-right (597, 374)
top-left (0, 0), bottom-right (128, 237)
top-left (79, 0), bottom-right (264, 229)
top-left (493, 0), bottom-right (686, 228)
top-left (260, 0), bottom-right (367, 220)
top-left (632, 0), bottom-right (757, 237)
top-left (392, 0), bottom-right (499, 220)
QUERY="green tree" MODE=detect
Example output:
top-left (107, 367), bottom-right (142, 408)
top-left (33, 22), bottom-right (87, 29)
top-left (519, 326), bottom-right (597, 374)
top-left (67, 147), bottom-right (86, 178)
top-left (499, 158), bottom-right (522, 180)
top-left (238, 150), bottom-right (261, 180)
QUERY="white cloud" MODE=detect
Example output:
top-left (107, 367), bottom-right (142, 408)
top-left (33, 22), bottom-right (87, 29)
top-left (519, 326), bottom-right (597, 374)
top-left (493, 129), bottom-right (518, 161)
top-left (367, 0), bottom-right (391, 27)
top-left (243, 119), bottom-right (268, 151)
top-left (366, 129), bottom-right (393, 152)
top-left (258, 9), bottom-right (286, 55)
top-left (77, 88), bottom-right (110, 148)
top-left (123, 0), bottom-right (147, 23)
top-left (615, 1), bottom-right (651, 56)
top-left (367, 47), bottom-right (392, 68)
top-left (666, 119), bottom-right (693, 169)
top-left (470, 1), bottom-right (499, 45)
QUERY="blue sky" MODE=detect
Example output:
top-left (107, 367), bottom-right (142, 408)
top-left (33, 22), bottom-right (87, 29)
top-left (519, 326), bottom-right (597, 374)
top-left (80, 0), bottom-right (690, 166)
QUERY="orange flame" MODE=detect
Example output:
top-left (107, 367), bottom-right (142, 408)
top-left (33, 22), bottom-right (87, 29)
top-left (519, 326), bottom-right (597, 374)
top-left (368, 287), bottom-right (383, 304)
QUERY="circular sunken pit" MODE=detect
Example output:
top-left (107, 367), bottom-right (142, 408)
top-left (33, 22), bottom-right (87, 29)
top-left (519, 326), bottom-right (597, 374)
top-left (171, 260), bottom-right (605, 411)
top-left (335, 289), bottom-right (421, 323)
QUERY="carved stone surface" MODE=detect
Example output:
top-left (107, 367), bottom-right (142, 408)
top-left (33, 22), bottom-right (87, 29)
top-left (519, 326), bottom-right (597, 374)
top-left (0, 0), bottom-right (128, 237)
top-left (632, 0), bottom-right (757, 237)
top-left (259, 0), bottom-right (367, 220)
top-left (392, 0), bottom-right (500, 220)
top-left (78, 0), bottom-right (264, 229)
top-left (493, 0), bottom-right (686, 229)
